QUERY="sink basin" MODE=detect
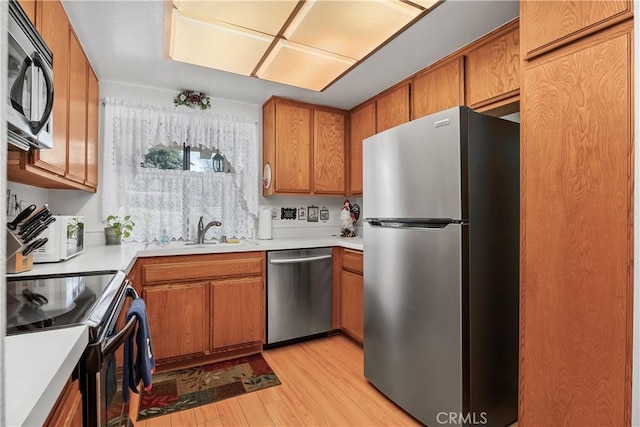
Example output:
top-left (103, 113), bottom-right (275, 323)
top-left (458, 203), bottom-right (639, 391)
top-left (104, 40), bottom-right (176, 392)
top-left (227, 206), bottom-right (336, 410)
top-left (184, 241), bottom-right (218, 245)
top-left (144, 240), bottom-right (257, 250)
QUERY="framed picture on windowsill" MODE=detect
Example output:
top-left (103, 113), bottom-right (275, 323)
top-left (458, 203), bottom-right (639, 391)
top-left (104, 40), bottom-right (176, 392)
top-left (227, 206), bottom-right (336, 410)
top-left (307, 206), bottom-right (319, 222)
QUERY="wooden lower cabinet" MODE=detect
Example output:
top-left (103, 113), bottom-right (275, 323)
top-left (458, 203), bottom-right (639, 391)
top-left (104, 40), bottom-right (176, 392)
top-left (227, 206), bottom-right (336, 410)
top-left (340, 269), bottom-right (364, 343)
top-left (137, 252), bottom-right (266, 366)
top-left (211, 278), bottom-right (264, 349)
top-left (45, 378), bottom-right (82, 427)
top-left (336, 248), bottom-right (364, 344)
top-left (144, 282), bottom-right (208, 360)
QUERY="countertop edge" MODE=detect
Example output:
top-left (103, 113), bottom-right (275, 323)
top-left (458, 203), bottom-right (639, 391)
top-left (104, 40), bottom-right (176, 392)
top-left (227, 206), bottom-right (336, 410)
top-left (6, 325), bottom-right (89, 427)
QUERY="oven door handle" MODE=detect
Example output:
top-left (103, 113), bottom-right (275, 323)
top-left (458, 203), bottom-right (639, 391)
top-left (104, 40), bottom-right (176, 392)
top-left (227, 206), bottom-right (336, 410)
top-left (102, 286), bottom-right (139, 358)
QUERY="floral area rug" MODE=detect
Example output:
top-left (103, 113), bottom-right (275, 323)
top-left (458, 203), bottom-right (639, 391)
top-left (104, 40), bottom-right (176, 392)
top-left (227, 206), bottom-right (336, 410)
top-left (137, 353), bottom-right (281, 421)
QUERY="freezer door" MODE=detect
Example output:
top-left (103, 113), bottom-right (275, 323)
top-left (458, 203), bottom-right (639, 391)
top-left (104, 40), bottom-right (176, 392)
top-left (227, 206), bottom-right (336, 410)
top-left (363, 107), bottom-right (463, 220)
top-left (364, 222), bottom-right (464, 426)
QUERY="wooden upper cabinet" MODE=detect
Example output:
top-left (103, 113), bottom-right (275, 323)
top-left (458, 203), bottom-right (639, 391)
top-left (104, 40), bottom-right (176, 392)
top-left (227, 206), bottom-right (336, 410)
top-left (466, 24), bottom-right (519, 109)
top-left (376, 83), bottom-right (410, 133)
top-left (262, 97), bottom-right (347, 196)
top-left (66, 32), bottom-right (87, 184)
top-left (313, 110), bottom-right (345, 194)
top-left (211, 278), bottom-right (264, 349)
top-left (520, 22), bottom-right (632, 426)
top-left (34, 0), bottom-right (69, 176)
top-left (349, 102), bottom-right (375, 195)
top-left (521, 0), bottom-right (632, 59)
top-left (17, 0), bottom-right (36, 24)
top-left (144, 282), bottom-right (208, 360)
top-left (412, 56), bottom-right (464, 120)
top-left (275, 101), bottom-right (312, 193)
top-left (85, 67), bottom-right (99, 189)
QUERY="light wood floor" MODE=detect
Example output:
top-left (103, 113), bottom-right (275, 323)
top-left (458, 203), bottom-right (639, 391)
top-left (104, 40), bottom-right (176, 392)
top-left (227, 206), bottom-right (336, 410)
top-left (128, 334), bottom-right (422, 426)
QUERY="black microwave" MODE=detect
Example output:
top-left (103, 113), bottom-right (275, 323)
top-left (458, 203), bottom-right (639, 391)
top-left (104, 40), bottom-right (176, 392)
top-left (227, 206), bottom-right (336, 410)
top-left (7, 0), bottom-right (54, 151)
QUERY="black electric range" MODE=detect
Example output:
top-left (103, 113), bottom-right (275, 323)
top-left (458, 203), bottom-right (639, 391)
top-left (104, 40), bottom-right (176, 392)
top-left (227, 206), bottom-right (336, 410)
top-left (6, 270), bottom-right (139, 426)
top-left (6, 271), bottom-right (125, 340)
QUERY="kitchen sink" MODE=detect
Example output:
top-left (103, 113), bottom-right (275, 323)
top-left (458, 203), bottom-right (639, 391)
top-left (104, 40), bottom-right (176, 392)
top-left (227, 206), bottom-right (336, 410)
top-left (144, 240), bottom-right (257, 250)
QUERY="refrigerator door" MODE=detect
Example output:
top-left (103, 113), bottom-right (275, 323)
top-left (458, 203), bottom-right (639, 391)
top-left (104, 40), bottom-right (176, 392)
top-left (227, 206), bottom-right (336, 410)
top-left (364, 222), bottom-right (464, 426)
top-left (363, 107), bottom-right (464, 220)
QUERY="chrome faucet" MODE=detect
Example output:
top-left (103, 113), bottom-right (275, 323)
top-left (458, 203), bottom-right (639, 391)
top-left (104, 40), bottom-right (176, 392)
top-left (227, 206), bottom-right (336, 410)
top-left (197, 216), bottom-right (222, 244)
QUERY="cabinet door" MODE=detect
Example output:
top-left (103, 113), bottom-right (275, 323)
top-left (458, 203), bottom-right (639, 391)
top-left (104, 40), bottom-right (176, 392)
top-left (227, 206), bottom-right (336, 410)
top-left (45, 379), bottom-right (82, 427)
top-left (275, 102), bottom-right (312, 193)
top-left (376, 83), bottom-right (410, 133)
top-left (17, 0), bottom-right (36, 24)
top-left (34, 0), bottom-right (68, 176)
top-left (211, 278), bottom-right (264, 349)
top-left (313, 110), bottom-right (345, 194)
top-left (66, 32), bottom-right (87, 184)
top-left (349, 102), bottom-right (375, 195)
top-left (412, 56), bottom-right (464, 119)
top-left (144, 283), bottom-right (208, 360)
top-left (521, 0), bottom-right (632, 59)
top-left (340, 270), bottom-right (363, 343)
top-left (466, 26), bottom-right (519, 109)
top-left (85, 67), bottom-right (99, 189)
top-left (520, 23), bottom-right (631, 426)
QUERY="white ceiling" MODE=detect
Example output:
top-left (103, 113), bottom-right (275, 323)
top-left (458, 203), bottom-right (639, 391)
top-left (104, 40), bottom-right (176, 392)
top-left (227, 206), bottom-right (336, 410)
top-left (61, 0), bottom-right (519, 110)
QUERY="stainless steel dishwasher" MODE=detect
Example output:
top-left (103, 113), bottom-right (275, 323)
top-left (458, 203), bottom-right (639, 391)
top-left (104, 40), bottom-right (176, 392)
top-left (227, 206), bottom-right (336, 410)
top-left (266, 248), bottom-right (333, 344)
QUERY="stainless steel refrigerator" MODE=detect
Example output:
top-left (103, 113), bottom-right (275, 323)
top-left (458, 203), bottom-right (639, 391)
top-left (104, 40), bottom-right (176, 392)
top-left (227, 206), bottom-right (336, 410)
top-left (363, 106), bottom-right (519, 427)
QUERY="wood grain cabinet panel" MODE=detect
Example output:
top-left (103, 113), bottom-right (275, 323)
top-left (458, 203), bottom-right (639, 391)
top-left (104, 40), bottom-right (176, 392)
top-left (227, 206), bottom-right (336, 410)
top-left (66, 32), bottom-right (87, 184)
top-left (45, 378), bottom-right (82, 427)
top-left (142, 254), bottom-right (264, 284)
top-left (342, 249), bottom-right (363, 274)
top-left (17, 0), bottom-right (36, 24)
top-left (340, 269), bottom-right (364, 344)
top-left (275, 102), bottom-right (312, 193)
top-left (412, 56), bottom-right (464, 119)
top-left (211, 278), bottom-right (264, 349)
top-left (466, 26), bottom-right (519, 109)
top-left (376, 83), bottom-right (410, 133)
top-left (313, 110), bottom-right (346, 194)
top-left (349, 102), bottom-right (375, 195)
top-left (263, 97), bottom-right (347, 196)
top-left (34, 0), bottom-right (69, 176)
top-left (520, 22), bottom-right (632, 426)
top-left (521, 0), bottom-right (632, 59)
top-left (144, 283), bottom-right (208, 360)
top-left (85, 67), bottom-right (99, 188)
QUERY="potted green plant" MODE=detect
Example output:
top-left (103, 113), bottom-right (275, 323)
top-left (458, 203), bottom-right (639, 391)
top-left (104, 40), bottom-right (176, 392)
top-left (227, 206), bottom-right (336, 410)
top-left (104, 214), bottom-right (134, 245)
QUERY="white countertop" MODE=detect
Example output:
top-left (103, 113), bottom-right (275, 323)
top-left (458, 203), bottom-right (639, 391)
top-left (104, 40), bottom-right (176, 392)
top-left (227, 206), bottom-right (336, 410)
top-left (4, 236), bottom-right (363, 424)
top-left (5, 326), bottom-right (89, 427)
top-left (9, 236), bottom-right (363, 277)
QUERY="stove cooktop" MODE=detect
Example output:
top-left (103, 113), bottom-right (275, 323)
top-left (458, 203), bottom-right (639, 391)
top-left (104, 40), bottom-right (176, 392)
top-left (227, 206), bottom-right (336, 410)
top-left (6, 272), bottom-right (119, 336)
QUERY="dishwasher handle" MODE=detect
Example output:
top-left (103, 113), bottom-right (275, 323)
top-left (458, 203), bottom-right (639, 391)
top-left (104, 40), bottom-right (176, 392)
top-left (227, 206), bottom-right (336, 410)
top-left (269, 254), bottom-right (332, 264)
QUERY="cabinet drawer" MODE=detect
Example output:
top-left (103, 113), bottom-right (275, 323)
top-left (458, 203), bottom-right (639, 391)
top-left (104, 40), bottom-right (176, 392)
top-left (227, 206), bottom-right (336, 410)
top-left (142, 253), bottom-right (264, 284)
top-left (342, 249), bottom-right (363, 274)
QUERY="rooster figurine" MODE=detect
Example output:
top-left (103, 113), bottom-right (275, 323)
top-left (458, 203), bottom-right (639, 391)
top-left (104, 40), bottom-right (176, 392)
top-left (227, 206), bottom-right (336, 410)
top-left (340, 199), bottom-right (360, 237)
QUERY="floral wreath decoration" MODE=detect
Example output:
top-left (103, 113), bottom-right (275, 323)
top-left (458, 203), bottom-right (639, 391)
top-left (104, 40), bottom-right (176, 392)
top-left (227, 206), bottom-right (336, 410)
top-left (174, 90), bottom-right (211, 110)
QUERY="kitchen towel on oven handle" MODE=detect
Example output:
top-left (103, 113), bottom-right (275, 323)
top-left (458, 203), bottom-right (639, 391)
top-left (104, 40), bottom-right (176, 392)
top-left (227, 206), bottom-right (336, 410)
top-left (122, 297), bottom-right (156, 404)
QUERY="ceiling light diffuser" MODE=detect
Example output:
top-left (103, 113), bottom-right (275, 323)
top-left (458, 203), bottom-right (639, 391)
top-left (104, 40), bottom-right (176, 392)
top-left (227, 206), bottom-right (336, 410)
top-left (166, 0), bottom-right (439, 91)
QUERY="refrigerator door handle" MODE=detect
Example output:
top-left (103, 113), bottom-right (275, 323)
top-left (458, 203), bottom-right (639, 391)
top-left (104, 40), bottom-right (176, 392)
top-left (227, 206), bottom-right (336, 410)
top-left (364, 218), bottom-right (466, 229)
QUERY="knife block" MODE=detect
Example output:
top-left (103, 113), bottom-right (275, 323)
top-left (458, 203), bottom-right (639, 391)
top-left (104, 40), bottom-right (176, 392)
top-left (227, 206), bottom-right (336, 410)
top-left (6, 228), bottom-right (32, 273)
top-left (7, 251), bottom-right (33, 274)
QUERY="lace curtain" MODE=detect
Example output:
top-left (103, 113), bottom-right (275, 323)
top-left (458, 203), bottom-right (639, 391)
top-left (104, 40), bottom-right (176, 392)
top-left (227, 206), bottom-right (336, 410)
top-left (102, 98), bottom-right (258, 242)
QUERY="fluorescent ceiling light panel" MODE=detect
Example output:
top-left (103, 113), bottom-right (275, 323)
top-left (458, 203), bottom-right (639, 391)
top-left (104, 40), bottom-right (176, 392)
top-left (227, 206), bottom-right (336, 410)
top-left (167, 0), bottom-right (434, 91)
top-left (256, 39), bottom-right (356, 91)
top-left (173, 0), bottom-right (298, 35)
top-left (283, 0), bottom-right (422, 60)
top-left (411, 0), bottom-right (441, 9)
top-left (170, 9), bottom-right (273, 75)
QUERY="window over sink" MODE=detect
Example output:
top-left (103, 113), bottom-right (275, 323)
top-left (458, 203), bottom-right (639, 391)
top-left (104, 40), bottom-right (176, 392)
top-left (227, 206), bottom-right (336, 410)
top-left (102, 98), bottom-right (258, 242)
